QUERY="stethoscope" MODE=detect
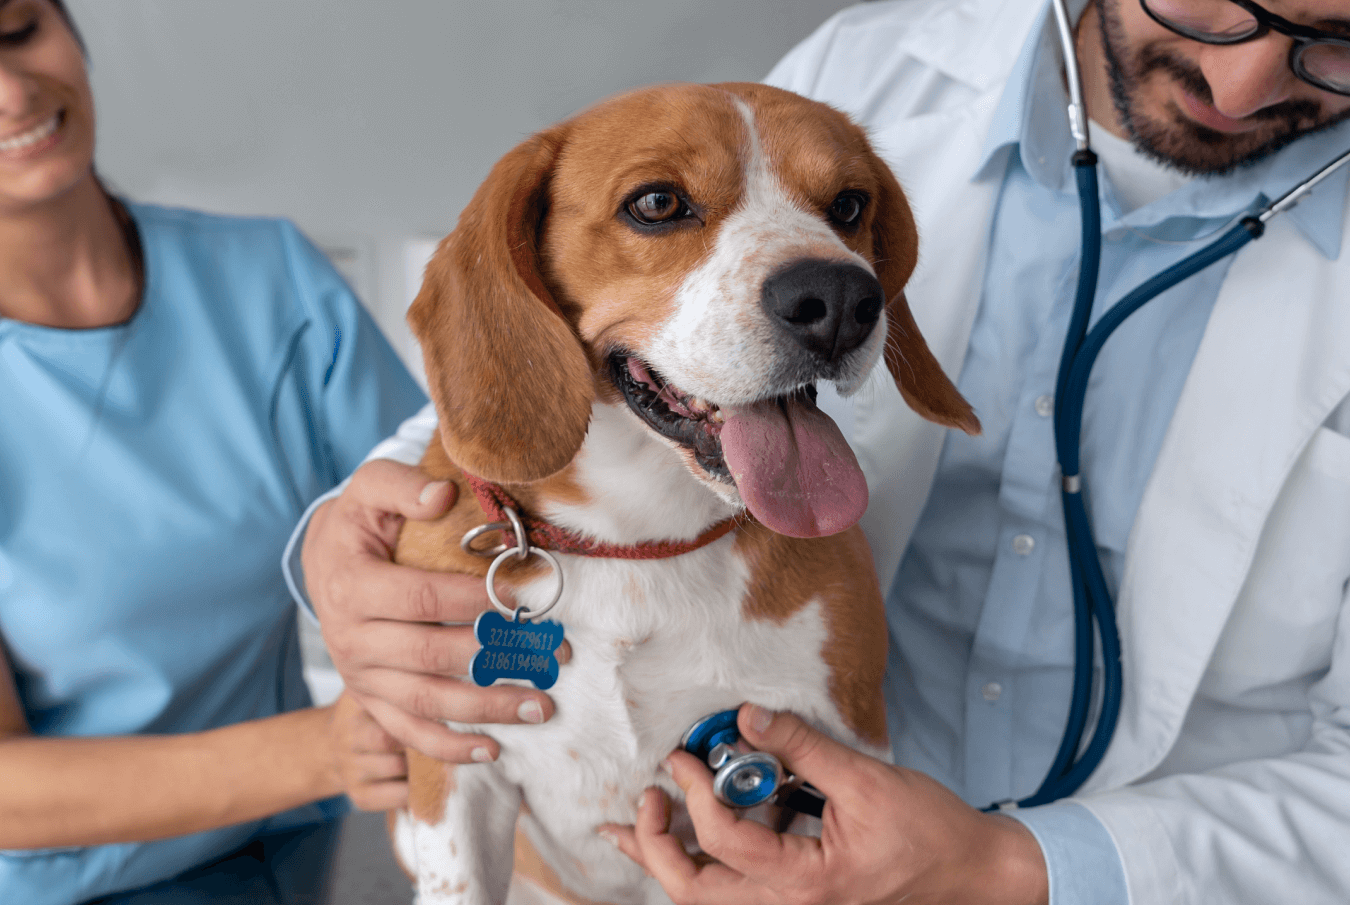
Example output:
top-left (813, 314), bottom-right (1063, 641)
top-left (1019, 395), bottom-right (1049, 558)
top-left (684, 0), bottom-right (1350, 820)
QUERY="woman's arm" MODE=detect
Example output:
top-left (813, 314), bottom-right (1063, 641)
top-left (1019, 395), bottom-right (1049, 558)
top-left (0, 642), bottom-right (405, 850)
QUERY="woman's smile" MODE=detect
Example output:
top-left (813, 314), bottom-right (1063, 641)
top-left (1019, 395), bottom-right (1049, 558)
top-left (0, 109), bottom-right (61, 155)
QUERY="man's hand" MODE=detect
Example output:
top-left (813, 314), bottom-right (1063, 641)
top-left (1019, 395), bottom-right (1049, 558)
top-left (602, 704), bottom-right (1048, 905)
top-left (302, 458), bottom-right (567, 764)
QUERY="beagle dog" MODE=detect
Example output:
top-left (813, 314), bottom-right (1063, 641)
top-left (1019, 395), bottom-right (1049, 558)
top-left (389, 82), bottom-right (978, 905)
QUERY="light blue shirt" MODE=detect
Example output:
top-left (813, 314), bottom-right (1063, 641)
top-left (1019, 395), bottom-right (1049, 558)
top-left (883, 3), bottom-right (1350, 902)
top-left (0, 203), bottom-right (426, 905)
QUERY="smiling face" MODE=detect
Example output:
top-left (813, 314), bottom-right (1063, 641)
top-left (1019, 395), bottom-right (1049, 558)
top-left (0, 0), bottom-right (95, 213)
top-left (410, 83), bottom-right (976, 539)
top-left (1087, 0), bottom-right (1350, 173)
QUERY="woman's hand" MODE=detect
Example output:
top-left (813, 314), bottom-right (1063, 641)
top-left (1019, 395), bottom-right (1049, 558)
top-left (324, 692), bottom-right (409, 812)
top-left (302, 458), bottom-right (566, 764)
top-left (601, 704), bottom-right (1048, 905)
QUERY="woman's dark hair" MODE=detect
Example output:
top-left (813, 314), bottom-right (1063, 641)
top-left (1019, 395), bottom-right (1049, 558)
top-left (47, 0), bottom-right (86, 55)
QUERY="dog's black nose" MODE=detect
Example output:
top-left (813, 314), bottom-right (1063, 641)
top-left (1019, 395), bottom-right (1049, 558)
top-left (760, 259), bottom-right (885, 365)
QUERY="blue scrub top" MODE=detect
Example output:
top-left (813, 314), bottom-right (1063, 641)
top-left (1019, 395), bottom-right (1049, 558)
top-left (0, 202), bottom-right (426, 904)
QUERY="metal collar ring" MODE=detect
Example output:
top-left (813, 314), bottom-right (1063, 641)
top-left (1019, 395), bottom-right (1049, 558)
top-left (485, 545), bottom-right (564, 622)
top-left (460, 506), bottom-right (530, 560)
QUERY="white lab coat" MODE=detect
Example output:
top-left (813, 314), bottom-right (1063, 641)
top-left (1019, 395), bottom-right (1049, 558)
top-left (767, 1), bottom-right (1350, 901)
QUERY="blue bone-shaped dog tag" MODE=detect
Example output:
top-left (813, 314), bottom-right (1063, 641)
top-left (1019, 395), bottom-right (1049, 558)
top-left (470, 610), bottom-right (564, 690)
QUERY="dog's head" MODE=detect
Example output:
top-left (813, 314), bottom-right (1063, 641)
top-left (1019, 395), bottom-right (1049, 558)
top-left (409, 82), bottom-right (978, 538)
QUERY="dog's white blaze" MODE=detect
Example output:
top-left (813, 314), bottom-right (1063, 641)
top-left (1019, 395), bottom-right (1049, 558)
top-left (432, 539), bottom-right (867, 905)
top-left (649, 97), bottom-right (882, 403)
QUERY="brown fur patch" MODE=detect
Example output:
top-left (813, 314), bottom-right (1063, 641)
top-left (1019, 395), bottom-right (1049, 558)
top-left (408, 128), bottom-right (593, 486)
top-left (511, 462), bottom-right (592, 518)
top-left (542, 85), bottom-right (747, 358)
top-left (884, 290), bottom-right (981, 434)
top-left (735, 522), bottom-right (889, 746)
top-left (394, 431), bottom-right (545, 585)
top-left (407, 748), bottom-right (457, 827)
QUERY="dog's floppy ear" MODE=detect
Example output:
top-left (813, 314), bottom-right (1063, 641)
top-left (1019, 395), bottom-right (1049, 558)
top-left (867, 155), bottom-right (981, 435)
top-left (409, 128), bottom-right (593, 484)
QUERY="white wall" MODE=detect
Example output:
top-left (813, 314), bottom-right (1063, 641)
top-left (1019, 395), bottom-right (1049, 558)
top-left (67, 0), bottom-right (856, 368)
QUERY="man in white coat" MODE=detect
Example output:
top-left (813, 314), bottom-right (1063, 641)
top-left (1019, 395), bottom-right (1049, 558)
top-left (296, 0), bottom-right (1350, 901)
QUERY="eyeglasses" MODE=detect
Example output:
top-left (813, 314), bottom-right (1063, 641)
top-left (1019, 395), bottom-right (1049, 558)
top-left (1140, 0), bottom-right (1350, 95)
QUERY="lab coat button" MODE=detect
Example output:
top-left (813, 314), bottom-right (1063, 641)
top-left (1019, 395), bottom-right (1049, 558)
top-left (1035, 394), bottom-right (1053, 417)
top-left (982, 682), bottom-right (1003, 701)
top-left (1012, 534), bottom-right (1035, 555)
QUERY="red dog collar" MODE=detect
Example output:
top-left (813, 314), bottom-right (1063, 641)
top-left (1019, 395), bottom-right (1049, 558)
top-left (462, 472), bottom-right (740, 560)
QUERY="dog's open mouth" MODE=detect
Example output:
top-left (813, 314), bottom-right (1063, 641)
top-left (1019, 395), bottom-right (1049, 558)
top-left (611, 354), bottom-right (732, 480)
top-left (609, 353), bottom-right (869, 538)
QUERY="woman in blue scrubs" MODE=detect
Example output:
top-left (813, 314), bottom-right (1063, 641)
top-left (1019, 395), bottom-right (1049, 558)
top-left (0, 2), bottom-right (428, 902)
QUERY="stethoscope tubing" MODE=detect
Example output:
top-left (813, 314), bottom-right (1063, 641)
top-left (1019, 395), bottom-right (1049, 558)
top-left (1054, 219), bottom-right (1263, 479)
top-left (995, 0), bottom-right (1343, 811)
top-left (996, 0), bottom-right (1350, 815)
top-left (1017, 156), bottom-right (1265, 808)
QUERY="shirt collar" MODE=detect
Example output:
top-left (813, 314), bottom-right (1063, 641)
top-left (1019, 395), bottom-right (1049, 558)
top-left (975, 0), bottom-right (1349, 259)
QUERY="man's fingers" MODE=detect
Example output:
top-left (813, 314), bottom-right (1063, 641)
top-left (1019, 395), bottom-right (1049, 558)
top-left (598, 823), bottom-right (646, 870)
top-left (345, 457), bottom-right (458, 523)
top-left (309, 555), bottom-right (498, 626)
top-left (628, 788), bottom-right (755, 905)
top-left (665, 751), bottom-right (811, 881)
top-left (332, 620), bottom-right (481, 676)
top-left (736, 705), bottom-right (873, 808)
top-left (357, 696), bottom-right (501, 763)
top-left (330, 620), bottom-right (570, 679)
top-left (633, 788), bottom-right (702, 889)
top-left (354, 668), bottom-right (556, 727)
top-left (328, 559), bottom-right (496, 625)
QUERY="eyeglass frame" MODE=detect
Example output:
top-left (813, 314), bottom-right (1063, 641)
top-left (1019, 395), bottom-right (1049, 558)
top-left (1139, 0), bottom-right (1350, 95)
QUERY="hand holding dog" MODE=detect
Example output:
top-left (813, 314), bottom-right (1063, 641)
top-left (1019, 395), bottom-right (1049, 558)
top-left (302, 458), bottom-right (567, 764)
top-left (324, 692), bottom-right (409, 812)
top-left (604, 704), bottom-right (1048, 905)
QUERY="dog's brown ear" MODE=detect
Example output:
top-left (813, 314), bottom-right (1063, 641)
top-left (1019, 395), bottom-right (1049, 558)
top-left (408, 127), bottom-right (594, 484)
top-left (868, 156), bottom-right (981, 435)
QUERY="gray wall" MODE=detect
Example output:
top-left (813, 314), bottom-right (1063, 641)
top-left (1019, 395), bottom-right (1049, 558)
top-left (68, 1), bottom-right (856, 368)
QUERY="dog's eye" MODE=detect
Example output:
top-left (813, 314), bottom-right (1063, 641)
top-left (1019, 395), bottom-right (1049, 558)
top-left (628, 191), bottom-right (684, 224)
top-left (828, 192), bottom-right (867, 228)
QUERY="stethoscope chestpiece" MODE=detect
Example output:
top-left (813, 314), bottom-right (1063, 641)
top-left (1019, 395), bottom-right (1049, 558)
top-left (680, 709), bottom-right (783, 809)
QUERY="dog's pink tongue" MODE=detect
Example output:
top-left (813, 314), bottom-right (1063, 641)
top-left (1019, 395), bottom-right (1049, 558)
top-left (719, 394), bottom-right (867, 538)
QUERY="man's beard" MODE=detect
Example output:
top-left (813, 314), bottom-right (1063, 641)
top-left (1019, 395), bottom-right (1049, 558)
top-left (1094, 0), bottom-right (1350, 176)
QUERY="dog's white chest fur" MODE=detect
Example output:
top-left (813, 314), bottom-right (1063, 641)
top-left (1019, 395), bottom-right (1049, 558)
top-left (398, 538), bottom-right (857, 905)
top-left (393, 408), bottom-right (870, 905)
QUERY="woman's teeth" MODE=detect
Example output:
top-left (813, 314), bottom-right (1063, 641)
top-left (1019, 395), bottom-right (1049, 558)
top-left (0, 114), bottom-right (60, 152)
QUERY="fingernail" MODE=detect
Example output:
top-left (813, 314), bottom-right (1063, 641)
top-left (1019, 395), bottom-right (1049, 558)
top-left (518, 700), bottom-right (544, 724)
top-left (660, 758), bottom-right (674, 776)
top-left (470, 747), bottom-right (495, 763)
top-left (598, 830), bottom-right (619, 847)
top-left (747, 704), bottom-right (775, 733)
top-left (418, 481), bottom-right (448, 505)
